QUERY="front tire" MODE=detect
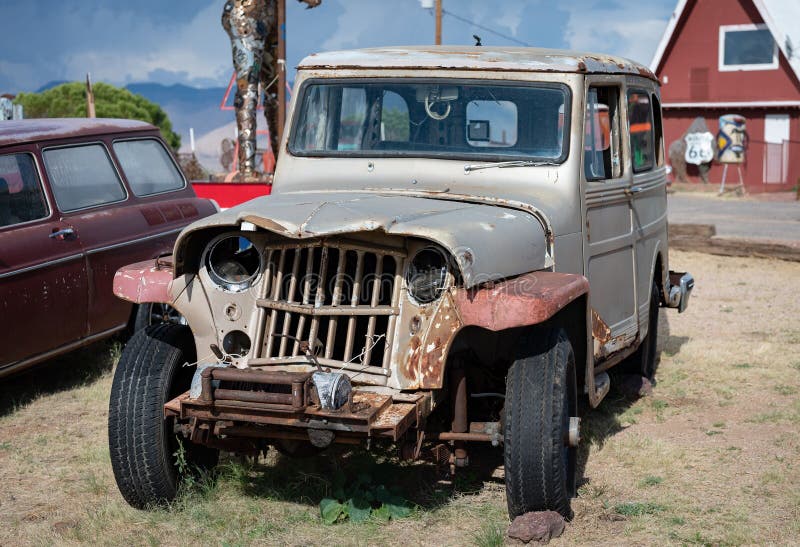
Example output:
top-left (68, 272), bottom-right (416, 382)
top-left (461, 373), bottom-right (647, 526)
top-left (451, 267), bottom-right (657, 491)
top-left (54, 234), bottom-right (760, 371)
top-left (108, 323), bottom-right (218, 508)
top-left (504, 328), bottom-right (577, 520)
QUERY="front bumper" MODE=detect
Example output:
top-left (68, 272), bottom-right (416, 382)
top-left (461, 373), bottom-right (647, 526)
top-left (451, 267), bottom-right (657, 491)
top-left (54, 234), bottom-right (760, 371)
top-left (666, 271), bottom-right (694, 313)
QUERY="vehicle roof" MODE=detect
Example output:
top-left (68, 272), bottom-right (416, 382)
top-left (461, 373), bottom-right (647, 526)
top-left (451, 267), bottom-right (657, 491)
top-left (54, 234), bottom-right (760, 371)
top-left (0, 118), bottom-right (157, 147)
top-left (298, 46), bottom-right (658, 81)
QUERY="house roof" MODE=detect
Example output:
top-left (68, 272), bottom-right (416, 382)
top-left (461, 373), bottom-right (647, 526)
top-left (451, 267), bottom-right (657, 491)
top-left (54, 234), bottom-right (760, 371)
top-left (0, 118), bottom-right (155, 147)
top-left (650, 0), bottom-right (800, 84)
top-left (299, 46), bottom-right (658, 81)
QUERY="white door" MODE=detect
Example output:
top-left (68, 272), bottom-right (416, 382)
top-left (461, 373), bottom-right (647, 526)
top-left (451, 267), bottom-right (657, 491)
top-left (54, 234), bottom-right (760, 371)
top-left (764, 114), bottom-right (789, 184)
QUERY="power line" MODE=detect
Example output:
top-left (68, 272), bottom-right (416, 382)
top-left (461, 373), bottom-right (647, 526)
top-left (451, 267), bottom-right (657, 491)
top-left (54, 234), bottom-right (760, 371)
top-left (440, 8), bottom-right (531, 47)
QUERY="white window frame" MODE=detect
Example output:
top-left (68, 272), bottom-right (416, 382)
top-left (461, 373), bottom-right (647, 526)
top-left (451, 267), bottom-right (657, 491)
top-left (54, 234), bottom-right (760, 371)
top-left (718, 24), bottom-right (778, 72)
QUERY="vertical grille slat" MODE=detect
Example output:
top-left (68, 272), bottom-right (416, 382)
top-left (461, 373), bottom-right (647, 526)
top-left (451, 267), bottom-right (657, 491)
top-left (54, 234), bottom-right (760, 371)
top-left (263, 249), bottom-right (287, 358)
top-left (277, 249), bottom-right (303, 358)
top-left (255, 241), bottom-right (401, 375)
top-left (343, 250), bottom-right (365, 362)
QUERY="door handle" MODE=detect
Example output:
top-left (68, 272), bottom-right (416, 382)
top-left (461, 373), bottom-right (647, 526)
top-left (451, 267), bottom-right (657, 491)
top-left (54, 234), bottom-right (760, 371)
top-left (625, 186), bottom-right (644, 196)
top-left (49, 227), bottom-right (75, 240)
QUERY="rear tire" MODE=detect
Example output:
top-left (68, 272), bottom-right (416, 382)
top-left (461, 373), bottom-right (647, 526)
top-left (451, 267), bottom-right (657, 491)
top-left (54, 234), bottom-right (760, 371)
top-left (620, 281), bottom-right (660, 380)
top-left (504, 328), bottom-right (577, 520)
top-left (108, 323), bottom-right (218, 509)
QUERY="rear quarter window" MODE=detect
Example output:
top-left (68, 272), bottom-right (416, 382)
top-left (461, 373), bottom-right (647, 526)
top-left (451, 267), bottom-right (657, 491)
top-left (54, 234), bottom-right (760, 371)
top-left (43, 144), bottom-right (126, 212)
top-left (113, 139), bottom-right (185, 196)
top-left (0, 153), bottom-right (49, 228)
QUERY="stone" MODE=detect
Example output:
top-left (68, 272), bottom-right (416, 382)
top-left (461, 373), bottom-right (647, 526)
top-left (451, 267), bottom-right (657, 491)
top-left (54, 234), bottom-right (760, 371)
top-left (507, 510), bottom-right (565, 544)
top-left (618, 374), bottom-right (653, 399)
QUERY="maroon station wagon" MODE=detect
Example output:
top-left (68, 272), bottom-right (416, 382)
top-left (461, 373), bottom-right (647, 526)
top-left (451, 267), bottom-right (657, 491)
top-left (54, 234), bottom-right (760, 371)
top-left (0, 119), bottom-right (217, 378)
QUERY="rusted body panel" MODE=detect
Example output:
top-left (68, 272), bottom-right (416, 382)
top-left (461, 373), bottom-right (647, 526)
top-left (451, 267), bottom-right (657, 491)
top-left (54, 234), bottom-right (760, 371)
top-left (113, 258), bottom-right (174, 304)
top-left (454, 272), bottom-right (589, 331)
top-left (0, 118), bottom-right (155, 147)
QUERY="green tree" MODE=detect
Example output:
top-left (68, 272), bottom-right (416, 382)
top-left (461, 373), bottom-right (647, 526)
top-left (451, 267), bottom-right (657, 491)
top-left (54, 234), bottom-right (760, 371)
top-left (14, 82), bottom-right (181, 149)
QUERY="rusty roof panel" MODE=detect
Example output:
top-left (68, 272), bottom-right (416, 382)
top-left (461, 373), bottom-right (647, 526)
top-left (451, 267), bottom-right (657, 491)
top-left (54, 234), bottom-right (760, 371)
top-left (298, 46), bottom-right (657, 81)
top-left (0, 118), bottom-right (156, 147)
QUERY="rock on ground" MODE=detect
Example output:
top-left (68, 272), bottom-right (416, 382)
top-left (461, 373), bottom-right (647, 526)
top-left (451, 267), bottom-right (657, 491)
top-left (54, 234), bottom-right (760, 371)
top-left (618, 374), bottom-right (653, 399)
top-left (507, 511), bottom-right (565, 544)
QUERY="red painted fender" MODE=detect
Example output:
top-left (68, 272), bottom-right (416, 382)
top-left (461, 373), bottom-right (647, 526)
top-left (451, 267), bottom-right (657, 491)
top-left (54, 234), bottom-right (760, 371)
top-left (113, 257), bottom-right (174, 304)
top-left (453, 271), bottom-right (589, 330)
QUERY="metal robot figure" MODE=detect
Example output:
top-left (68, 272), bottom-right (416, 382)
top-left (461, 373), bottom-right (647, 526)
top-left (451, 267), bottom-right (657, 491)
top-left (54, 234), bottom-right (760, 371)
top-left (222, 0), bottom-right (321, 180)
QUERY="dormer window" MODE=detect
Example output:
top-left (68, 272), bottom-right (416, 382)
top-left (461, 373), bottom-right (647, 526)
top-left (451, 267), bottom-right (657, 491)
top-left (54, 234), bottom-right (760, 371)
top-left (719, 24), bottom-right (778, 71)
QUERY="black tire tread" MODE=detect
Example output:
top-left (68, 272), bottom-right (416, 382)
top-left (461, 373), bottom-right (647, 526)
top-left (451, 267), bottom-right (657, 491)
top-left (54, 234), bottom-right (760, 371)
top-left (109, 323), bottom-right (199, 508)
top-left (504, 328), bottom-right (575, 519)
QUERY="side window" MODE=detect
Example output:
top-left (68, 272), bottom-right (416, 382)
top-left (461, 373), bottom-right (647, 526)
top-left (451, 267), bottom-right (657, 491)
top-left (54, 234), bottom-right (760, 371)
top-left (584, 86), bottom-right (622, 181)
top-left (113, 139), bottom-right (185, 196)
top-left (381, 91), bottom-right (410, 142)
top-left (0, 153), bottom-right (48, 228)
top-left (43, 144), bottom-right (126, 212)
top-left (627, 90), bottom-right (655, 173)
top-left (652, 94), bottom-right (664, 167)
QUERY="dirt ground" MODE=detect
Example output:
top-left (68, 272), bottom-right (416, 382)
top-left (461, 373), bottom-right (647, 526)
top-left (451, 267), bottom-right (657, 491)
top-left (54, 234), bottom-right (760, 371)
top-left (1, 250), bottom-right (798, 546)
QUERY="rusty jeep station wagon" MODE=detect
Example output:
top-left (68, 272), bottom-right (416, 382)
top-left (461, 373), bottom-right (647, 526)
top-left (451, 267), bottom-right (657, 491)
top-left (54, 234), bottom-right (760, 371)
top-left (109, 47), bottom-right (693, 519)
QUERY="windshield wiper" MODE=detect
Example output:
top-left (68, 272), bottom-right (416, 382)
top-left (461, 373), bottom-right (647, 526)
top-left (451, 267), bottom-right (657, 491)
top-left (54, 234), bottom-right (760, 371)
top-left (463, 160), bottom-right (561, 173)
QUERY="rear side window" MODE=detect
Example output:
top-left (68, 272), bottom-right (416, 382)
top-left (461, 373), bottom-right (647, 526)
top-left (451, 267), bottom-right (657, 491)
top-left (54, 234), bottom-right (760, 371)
top-left (0, 153), bottom-right (49, 228)
top-left (44, 144), bottom-right (126, 212)
top-left (114, 139), bottom-right (185, 196)
top-left (627, 90), bottom-right (655, 173)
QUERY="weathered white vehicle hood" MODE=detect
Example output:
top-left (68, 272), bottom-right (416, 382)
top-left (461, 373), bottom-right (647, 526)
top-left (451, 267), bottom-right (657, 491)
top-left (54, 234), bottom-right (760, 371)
top-left (175, 191), bottom-right (549, 287)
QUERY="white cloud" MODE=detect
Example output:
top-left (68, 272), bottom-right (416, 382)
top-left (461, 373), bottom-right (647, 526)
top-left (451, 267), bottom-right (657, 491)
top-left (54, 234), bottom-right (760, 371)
top-left (62, 1), bottom-right (231, 87)
top-left (561, 1), bottom-right (672, 65)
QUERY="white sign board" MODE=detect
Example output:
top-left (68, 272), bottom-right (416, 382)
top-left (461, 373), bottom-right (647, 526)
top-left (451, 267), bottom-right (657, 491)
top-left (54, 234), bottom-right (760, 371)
top-left (684, 132), bottom-right (714, 165)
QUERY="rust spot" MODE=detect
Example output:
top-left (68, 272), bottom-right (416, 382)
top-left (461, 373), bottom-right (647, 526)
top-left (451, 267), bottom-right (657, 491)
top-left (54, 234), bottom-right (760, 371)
top-left (577, 61), bottom-right (587, 72)
top-left (591, 309), bottom-right (612, 344)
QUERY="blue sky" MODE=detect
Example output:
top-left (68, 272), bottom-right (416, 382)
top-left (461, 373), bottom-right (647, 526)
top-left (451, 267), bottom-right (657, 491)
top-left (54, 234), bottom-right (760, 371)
top-left (0, 0), bottom-right (676, 93)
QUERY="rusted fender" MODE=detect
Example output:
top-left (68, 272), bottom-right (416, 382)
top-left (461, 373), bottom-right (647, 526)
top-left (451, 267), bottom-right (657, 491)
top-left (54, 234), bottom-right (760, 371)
top-left (453, 271), bottom-right (588, 330)
top-left (113, 257), bottom-right (173, 304)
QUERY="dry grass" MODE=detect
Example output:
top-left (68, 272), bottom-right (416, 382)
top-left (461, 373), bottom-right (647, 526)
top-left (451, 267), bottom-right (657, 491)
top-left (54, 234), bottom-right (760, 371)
top-left (1, 250), bottom-right (799, 546)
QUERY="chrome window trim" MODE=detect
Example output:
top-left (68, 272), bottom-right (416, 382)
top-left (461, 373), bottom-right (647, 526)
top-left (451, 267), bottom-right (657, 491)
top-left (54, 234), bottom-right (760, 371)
top-left (0, 151), bottom-right (54, 231)
top-left (111, 137), bottom-right (188, 197)
top-left (41, 141), bottom-right (130, 213)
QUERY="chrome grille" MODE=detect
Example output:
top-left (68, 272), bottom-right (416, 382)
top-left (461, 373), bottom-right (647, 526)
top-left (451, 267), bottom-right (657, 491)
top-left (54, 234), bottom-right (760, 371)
top-left (251, 240), bottom-right (404, 375)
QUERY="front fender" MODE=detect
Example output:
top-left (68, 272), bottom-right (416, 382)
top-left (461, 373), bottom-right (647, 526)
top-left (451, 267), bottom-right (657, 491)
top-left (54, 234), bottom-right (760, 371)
top-left (113, 258), bottom-right (173, 304)
top-left (454, 271), bottom-right (589, 331)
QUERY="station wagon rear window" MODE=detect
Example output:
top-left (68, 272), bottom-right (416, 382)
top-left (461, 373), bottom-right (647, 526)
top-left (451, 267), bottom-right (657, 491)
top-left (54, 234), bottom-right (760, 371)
top-left (113, 139), bottom-right (185, 196)
top-left (290, 80), bottom-right (569, 162)
top-left (43, 144), bottom-right (126, 212)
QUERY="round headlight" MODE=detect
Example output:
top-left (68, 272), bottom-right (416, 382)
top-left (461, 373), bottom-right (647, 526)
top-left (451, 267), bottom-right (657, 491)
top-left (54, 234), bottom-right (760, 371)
top-left (406, 246), bottom-right (450, 304)
top-left (205, 235), bottom-right (261, 292)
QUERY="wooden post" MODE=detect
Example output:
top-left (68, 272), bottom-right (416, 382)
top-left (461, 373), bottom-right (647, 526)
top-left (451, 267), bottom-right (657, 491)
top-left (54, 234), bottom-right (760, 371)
top-left (435, 0), bottom-right (442, 45)
top-left (277, 0), bottom-right (287, 147)
top-left (85, 73), bottom-right (96, 118)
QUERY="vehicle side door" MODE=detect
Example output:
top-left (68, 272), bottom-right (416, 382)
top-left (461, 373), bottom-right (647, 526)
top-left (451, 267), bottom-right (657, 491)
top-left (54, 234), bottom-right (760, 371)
top-left (42, 137), bottom-right (202, 336)
top-left (0, 150), bottom-right (89, 370)
top-left (625, 81), bottom-right (669, 335)
top-left (580, 77), bottom-right (639, 358)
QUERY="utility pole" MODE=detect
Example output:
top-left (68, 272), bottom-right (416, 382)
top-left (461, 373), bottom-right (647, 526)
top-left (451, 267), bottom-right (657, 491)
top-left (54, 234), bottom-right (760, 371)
top-left (85, 73), bottom-right (96, 118)
top-left (435, 0), bottom-right (442, 45)
top-left (277, 0), bottom-right (287, 147)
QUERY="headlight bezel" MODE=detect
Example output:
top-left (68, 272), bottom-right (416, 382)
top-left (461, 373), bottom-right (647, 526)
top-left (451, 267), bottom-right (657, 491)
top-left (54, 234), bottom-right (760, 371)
top-left (202, 233), bottom-right (263, 293)
top-left (404, 244), bottom-right (453, 305)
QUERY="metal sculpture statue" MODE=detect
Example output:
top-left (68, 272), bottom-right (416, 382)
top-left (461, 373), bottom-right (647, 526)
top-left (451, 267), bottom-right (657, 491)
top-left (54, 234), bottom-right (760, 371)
top-left (222, 0), bottom-right (321, 180)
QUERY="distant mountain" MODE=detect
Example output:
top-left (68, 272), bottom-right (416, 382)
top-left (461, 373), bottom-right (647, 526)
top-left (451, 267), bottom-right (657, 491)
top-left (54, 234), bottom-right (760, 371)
top-left (125, 82), bottom-right (232, 148)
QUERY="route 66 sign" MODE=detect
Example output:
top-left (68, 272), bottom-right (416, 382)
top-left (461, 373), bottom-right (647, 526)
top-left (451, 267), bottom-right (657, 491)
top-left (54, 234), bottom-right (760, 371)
top-left (684, 132), bottom-right (714, 165)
